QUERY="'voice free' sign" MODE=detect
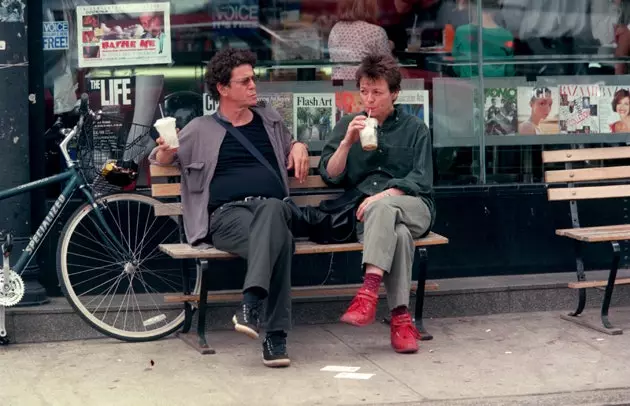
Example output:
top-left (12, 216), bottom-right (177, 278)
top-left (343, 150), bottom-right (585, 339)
top-left (43, 21), bottom-right (69, 51)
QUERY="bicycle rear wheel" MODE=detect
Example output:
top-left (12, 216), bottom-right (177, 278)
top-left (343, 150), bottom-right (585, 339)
top-left (57, 193), bottom-right (200, 342)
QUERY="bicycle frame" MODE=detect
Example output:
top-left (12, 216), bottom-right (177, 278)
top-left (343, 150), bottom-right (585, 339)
top-left (0, 121), bottom-right (127, 275)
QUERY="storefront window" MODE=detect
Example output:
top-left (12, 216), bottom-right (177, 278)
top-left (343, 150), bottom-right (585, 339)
top-left (40, 0), bottom-right (630, 190)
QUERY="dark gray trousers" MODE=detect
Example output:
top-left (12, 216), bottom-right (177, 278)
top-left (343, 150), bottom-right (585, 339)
top-left (208, 198), bottom-right (293, 332)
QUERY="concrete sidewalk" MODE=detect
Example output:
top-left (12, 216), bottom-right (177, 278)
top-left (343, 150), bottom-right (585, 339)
top-left (2, 308), bottom-right (630, 406)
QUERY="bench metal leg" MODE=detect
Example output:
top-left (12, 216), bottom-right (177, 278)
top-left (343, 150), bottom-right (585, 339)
top-left (181, 259), bottom-right (193, 334)
top-left (561, 242), bottom-right (623, 335)
top-left (569, 240), bottom-right (587, 317)
top-left (414, 248), bottom-right (433, 341)
top-left (601, 242), bottom-right (621, 331)
top-left (177, 260), bottom-right (216, 354)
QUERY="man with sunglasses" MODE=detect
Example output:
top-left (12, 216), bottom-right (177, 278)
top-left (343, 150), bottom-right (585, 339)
top-left (151, 48), bottom-right (309, 368)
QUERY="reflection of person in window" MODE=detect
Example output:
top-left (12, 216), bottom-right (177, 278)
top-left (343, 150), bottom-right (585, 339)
top-left (328, 0), bottom-right (393, 80)
top-left (139, 13), bottom-right (165, 53)
top-left (452, 0), bottom-right (515, 77)
top-left (519, 87), bottom-right (553, 135)
top-left (610, 89), bottom-right (630, 133)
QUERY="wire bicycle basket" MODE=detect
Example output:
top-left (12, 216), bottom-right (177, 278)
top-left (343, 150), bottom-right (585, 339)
top-left (75, 108), bottom-right (155, 195)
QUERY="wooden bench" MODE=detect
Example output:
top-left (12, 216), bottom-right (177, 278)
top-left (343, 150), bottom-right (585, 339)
top-left (543, 146), bottom-right (630, 335)
top-left (150, 157), bottom-right (449, 353)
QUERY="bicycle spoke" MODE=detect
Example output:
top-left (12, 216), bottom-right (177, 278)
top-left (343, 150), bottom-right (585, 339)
top-left (68, 239), bottom-right (123, 263)
top-left (67, 261), bottom-right (127, 277)
top-left (99, 274), bottom-right (127, 323)
top-left (102, 201), bottom-right (135, 259)
top-left (67, 251), bottom-right (123, 266)
top-left (81, 213), bottom-right (127, 259)
top-left (137, 227), bottom-right (179, 267)
top-left (139, 266), bottom-right (180, 291)
top-left (77, 272), bottom-right (125, 297)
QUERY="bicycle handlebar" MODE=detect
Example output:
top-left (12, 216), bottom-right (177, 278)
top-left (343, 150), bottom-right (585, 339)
top-left (59, 93), bottom-right (97, 166)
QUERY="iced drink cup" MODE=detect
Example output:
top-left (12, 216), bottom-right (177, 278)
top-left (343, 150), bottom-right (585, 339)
top-left (360, 117), bottom-right (378, 151)
top-left (154, 117), bottom-right (178, 149)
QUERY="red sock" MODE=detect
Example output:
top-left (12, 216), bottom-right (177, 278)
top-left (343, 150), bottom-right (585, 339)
top-left (391, 306), bottom-right (409, 317)
top-left (362, 273), bottom-right (382, 294)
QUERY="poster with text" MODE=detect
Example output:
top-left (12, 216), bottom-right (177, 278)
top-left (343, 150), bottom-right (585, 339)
top-left (293, 94), bottom-right (336, 143)
top-left (77, 2), bottom-right (171, 68)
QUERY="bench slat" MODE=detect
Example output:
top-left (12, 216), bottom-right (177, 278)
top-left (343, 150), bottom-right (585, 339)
top-left (556, 225), bottom-right (630, 242)
top-left (164, 281), bottom-right (439, 304)
top-left (149, 176), bottom-right (327, 193)
top-left (158, 232), bottom-right (449, 259)
top-left (568, 278), bottom-right (630, 289)
top-left (548, 185), bottom-right (630, 201)
top-left (152, 196), bottom-right (342, 216)
top-left (154, 202), bottom-right (183, 217)
top-left (291, 194), bottom-right (340, 207)
top-left (150, 165), bottom-right (181, 177)
top-left (542, 146), bottom-right (630, 163)
top-left (152, 183), bottom-right (181, 198)
top-left (545, 166), bottom-right (630, 184)
top-left (150, 157), bottom-right (322, 179)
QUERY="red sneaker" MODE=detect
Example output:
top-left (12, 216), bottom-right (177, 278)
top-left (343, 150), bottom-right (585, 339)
top-left (390, 313), bottom-right (420, 353)
top-left (340, 289), bottom-right (378, 326)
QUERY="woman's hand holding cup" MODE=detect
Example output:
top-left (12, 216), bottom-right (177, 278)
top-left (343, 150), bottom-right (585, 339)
top-left (342, 115), bottom-right (366, 147)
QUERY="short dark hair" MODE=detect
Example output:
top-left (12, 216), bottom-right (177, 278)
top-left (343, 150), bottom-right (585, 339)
top-left (205, 48), bottom-right (257, 101)
top-left (355, 54), bottom-right (401, 94)
top-left (612, 89), bottom-right (630, 113)
top-left (338, 0), bottom-right (379, 24)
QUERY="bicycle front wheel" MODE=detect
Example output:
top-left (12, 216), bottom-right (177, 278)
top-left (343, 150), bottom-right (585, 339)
top-left (57, 193), bottom-right (201, 342)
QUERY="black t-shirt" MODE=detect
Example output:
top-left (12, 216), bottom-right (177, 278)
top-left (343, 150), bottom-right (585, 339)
top-left (208, 111), bottom-right (286, 211)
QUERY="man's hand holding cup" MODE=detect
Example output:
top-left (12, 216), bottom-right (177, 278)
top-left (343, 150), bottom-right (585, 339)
top-left (154, 116), bottom-right (179, 164)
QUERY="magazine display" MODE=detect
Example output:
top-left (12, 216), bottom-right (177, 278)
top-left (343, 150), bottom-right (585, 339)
top-left (517, 87), bottom-right (559, 135)
top-left (394, 90), bottom-right (430, 128)
top-left (335, 91), bottom-right (363, 122)
top-left (484, 88), bottom-right (517, 135)
top-left (258, 92), bottom-right (293, 131)
top-left (599, 86), bottom-right (630, 134)
top-left (293, 93), bottom-right (336, 143)
top-left (558, 85), bottom-right (600, 134)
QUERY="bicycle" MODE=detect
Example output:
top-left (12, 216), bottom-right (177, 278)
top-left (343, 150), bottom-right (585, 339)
top-left (0, 94), bottom-right (201, 345)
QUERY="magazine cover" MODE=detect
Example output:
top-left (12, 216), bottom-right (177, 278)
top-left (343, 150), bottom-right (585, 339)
top-left (77, 2), bottom-right (171, 68)
top-left (86, 75), bottom-right (164, 169)
top-left (293, 93), bottom-right (335, 143)
top-left (395, 90), bottom-right (430, 128)
top-left (203, 93), bottom-right (219, 116)
top-left (335, 91), bottom-right (363, 122)
top-left (599, 86), bottom-right (630, 133)
top-left (558, 85), bottom-right (601, 134)
top-left (258, 92), bottom-right (293, 131)
top-left (484, 88), bottom-right (517, 135)
top-left (517, 86), bottom-right (560, 135)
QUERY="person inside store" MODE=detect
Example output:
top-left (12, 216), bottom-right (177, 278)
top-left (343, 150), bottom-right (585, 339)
top-left (150, 48), bottom-right (310, 368)
top-left (319, 54), bottom-right (435, 354)
top-left (452, 0), bottom-right (514, 77)
top-left (328, 0), bottom-right (393, 81)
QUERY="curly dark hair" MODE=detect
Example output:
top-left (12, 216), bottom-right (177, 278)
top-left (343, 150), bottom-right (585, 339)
top-left (355, 54), bottom-right (402, 94)
top-left (205, 48), bottom-right (257, 101)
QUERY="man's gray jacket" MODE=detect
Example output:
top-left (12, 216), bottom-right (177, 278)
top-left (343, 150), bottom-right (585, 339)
top-left (149, 105), bottom-right (295, 246)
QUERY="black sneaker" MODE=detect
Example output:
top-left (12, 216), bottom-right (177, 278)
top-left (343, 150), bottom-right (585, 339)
top-left (232, 301), bottom-right (261, 339)
top-left (263, 333), bottom-right (290, 368)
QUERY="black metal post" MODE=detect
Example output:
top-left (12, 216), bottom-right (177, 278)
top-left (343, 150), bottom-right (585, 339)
top-left (20, 0), bottom-right (49, 305)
